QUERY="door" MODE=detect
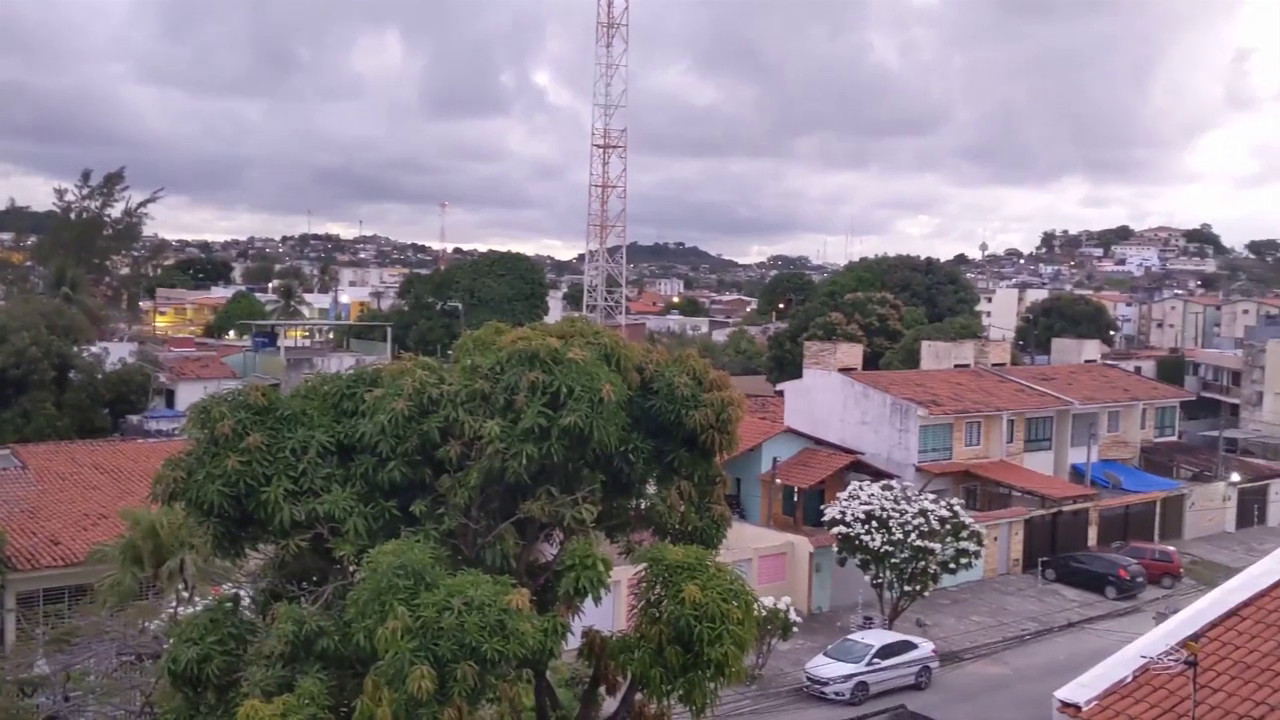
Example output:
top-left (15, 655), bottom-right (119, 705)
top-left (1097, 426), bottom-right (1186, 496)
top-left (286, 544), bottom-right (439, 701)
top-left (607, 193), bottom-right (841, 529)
top-left (1237, 483), bottom-right (1269, 530)
top-left (868, 641), bottom-right (910, 691)
top-left (1159, 495), bottom-right (1185, 541)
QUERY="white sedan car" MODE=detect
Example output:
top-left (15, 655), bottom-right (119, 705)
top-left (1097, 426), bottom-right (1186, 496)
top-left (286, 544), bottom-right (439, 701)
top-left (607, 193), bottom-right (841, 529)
top-left (803, 628), bottom-right (939, 706)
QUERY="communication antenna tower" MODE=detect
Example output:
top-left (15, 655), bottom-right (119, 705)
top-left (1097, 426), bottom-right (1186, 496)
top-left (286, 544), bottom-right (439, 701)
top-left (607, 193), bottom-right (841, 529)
top-left (438, 201), bottom-right (449, 269)
top-left (582, 0), bottom-right (629, 326)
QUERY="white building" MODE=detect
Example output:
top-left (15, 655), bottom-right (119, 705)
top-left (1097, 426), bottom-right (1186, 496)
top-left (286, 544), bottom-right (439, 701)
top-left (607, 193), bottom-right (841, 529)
top-left (336, 266), bottom-right (409, 290)
top-left (1165, 257), bottom-right (1218, 273)
top-left (643, 278), bottom-right (685, 298)
top-left (977, 287), bottom-right (1049, 342)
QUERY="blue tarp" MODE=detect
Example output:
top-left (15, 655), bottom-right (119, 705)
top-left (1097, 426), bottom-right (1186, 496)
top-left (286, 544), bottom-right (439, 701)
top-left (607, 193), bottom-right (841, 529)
top-left (1072, 460), bottom-right (1182, 493)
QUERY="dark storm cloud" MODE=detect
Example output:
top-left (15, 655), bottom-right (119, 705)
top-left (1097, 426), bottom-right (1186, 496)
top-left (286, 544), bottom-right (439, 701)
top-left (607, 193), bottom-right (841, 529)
top-left (0, 0), bottom-right (1261, 258)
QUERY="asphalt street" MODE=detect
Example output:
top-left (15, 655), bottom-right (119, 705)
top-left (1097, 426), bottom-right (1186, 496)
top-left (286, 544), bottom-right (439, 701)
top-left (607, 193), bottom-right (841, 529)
top-left (705, 610), bottom-right (1178, 720)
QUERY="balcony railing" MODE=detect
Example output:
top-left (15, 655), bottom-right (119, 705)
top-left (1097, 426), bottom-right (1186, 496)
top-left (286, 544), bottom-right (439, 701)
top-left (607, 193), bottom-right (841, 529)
top-left (1201, 381), bottom-right (1241, 399)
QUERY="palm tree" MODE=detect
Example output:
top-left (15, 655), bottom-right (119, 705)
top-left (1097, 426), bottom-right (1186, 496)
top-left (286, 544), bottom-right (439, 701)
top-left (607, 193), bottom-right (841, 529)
top-left (89, 506), bottom-right (225, 617)
top-left (267, 280), bottom-right (312, 320)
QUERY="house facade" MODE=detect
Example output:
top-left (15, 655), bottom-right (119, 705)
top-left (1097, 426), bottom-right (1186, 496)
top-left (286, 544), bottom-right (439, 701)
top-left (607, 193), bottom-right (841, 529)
top-left (0, 438), bottom-right (187, 653)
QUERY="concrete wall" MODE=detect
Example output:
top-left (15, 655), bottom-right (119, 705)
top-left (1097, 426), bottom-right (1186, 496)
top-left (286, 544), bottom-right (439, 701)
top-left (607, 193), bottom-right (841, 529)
top-left (1050, 338), bottom-right (1104, 365)
top-left (173, 378), bottom-right (243, 412)
top-left (781, 369), bottom-right (920, 481)
top-left (1184, 481), bottom-right (1234, 539)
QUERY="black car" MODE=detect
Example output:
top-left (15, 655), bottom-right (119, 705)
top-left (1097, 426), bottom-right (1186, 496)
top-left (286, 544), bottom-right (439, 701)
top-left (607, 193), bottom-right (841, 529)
top-left (1040, 551), bottom-right (1147, 600)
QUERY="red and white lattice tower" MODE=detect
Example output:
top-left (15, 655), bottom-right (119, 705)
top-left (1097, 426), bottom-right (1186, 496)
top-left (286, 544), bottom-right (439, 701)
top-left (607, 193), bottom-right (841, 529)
top-left (582, 0), bottom-right (628, 326)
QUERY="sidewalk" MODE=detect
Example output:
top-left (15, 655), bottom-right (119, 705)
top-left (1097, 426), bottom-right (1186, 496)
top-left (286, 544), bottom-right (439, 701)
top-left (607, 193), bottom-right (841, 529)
top-left (702, 525), bottom-right (1280, 716)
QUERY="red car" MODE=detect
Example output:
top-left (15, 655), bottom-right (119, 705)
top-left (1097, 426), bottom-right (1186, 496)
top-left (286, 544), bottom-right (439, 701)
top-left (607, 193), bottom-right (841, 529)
top-left (1103, 540), bottom-right (1184, 589)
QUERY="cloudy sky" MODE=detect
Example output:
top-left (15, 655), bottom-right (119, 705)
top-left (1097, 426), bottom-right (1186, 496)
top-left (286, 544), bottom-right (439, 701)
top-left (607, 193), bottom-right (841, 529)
top-left (1, 1), bottom-right (1277, 262)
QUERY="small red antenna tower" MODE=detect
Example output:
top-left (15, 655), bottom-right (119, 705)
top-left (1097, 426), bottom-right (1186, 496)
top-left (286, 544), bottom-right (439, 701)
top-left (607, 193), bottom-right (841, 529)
top-left (582, 0), bottom-right (629, 326)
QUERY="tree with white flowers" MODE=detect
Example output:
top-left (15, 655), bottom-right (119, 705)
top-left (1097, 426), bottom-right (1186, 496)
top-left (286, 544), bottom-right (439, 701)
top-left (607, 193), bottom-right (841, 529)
top-left (823, 480), bottom-right (984, 629)
top-left (746, 595), bottom-right (802, 684)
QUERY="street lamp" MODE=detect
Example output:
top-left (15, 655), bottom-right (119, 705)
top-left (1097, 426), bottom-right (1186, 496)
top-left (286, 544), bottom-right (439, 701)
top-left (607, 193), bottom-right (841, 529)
top-left (1228, 471), bottom-right (1241, 484)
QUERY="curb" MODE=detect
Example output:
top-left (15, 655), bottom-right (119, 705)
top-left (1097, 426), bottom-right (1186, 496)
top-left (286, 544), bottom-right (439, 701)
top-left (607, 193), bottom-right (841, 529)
top-left (939, 583), bottom-right (1203, 666)
top-left (706, 584), bottom-right (1203, 716)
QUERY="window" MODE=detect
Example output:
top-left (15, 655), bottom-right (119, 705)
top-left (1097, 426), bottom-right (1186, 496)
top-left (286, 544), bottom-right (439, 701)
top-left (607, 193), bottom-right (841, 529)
top-left (918, 423), bottom-right (954, 462)
top-left (1106, 410), bottom-right (1121, 434)
top-left (1025, 416), bottom-right (1054, 452)
top-left (781, 486), bottom-right (797, 517)
top-left (1070, 413), bottom-right (1097, 447)
top-left (1154, 550), bottom-right (1175, 564)
top-left (1154, 406), bottom-right (1177, 438)
top-left (14, 584), bottom-right (94, 645)
top-left (1006, 418), bottom-right (1015, 445)
top-left (963, 420), bottom-right (982, 448)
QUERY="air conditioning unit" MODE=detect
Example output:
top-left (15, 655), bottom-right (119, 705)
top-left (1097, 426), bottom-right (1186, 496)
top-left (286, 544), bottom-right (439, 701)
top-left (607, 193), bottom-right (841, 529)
top-left (1248, 391), bottom-right (1264, 407)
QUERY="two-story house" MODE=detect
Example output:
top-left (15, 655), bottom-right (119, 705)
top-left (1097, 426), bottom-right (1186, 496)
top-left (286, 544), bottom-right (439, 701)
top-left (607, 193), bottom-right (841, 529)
top-left (780, 342), bottom-right (1193, 507)
top-left (1140, 295), bottom-right (1220, 350)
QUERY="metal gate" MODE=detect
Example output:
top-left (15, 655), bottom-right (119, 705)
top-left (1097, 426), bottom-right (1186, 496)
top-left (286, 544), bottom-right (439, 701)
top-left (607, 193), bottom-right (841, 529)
top-left (1159, 495), bottom-right (1185, 541)
top-left (1097, 501), bottom-right (1158, 546)
top-left (1022, 507), bottom-right (1091, 572)
top-left (1237, 483), bottom-right (1270, 530)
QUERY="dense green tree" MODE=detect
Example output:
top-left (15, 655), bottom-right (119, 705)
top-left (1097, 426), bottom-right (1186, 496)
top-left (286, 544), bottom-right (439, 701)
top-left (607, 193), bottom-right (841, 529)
top-left (1015, 294), bottom-right (1117, 355)
top-left (204, 290), bottom-right (268, 338)
top-left (564, 281), bottom-right (584, 312)
top-left (241, 261), bottom-right (276, 286)
top-left (426, 251), bottom-right (550, 327)
top-left (1182, 223), bottom-right (1229, 256)
top-left (31, 167), bottom-right (163, 284)
top-left (763, 254), bottom-right (813, 272)
top-left (820, 255), bottom-right (978, 325)
top-left (168, 256), bottom-right (234, 286)
top-left (662, 296), bottom-right (708, 317)
top-left (0, 297), bottom-right (150, 443)
top-left (273, 264), bottom-right (311, 289)
top-left (1245, 239), bottom-right (1280, 261)
top-left (765, 291), bottom-right (906, 383)
top-left (757, 271), bottom-right (816, 320)
top-left (0, 197), bottom-right (58, 236)
top-left (880, 315), bottom-right (985, 370)
top-left (147, 319), bottom-right (755, 719)
top-left (718, 328), bottom-right (767, 375)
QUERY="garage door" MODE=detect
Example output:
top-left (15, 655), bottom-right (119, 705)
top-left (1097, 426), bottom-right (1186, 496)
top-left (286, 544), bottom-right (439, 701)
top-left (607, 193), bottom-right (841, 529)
top-left (1096, 501), bottom-right (1158, 546)
top-left (565, 582), bottom-right (618, 651)
top-left (1237, 483), bottom-right (1270, 530)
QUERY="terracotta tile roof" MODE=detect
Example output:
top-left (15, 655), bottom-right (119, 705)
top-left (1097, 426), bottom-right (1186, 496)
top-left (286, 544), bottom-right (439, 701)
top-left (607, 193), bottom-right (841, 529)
top-left (762, 447), bottom-right (860, 489)
top-left (920, 459), bottom-right (1098, 501)
top-left (1061, 580), bottom-right (1280, 719)
top-left (998, 364), bottom-right (1194, 405)
top-left (161, 353), bottom-right (238, 380)
top-left (849, 368), bottom-right (1068, 416)
top-left (723, 416), bottom-right (786, 461)
top-left (744, 396), bottom-right (784, 424)
top-left (1183, 295), bottom-right (1220, 306)
top-left (0, 438), bottom-right (188, 571)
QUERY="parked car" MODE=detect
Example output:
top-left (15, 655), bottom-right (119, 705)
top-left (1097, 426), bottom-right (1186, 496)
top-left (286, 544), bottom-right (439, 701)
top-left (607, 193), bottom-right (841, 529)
top-left (1102, 540), bottom-right (1184, 589)
top-left (803, 628), bottom-right (939, 706)
top-left (1041, 551), bottom-right (1147, 600)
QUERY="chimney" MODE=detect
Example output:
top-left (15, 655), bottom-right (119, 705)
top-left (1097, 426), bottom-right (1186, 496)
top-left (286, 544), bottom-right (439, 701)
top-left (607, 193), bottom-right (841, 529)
top-left (919, 340), bottom-right (1014, 370)
top-left (803, 341), bottom-right (864, 375)
top-left (1049, 338), bottom-right (1104, 365)
top-left (978, 340), bottom-right (1013, 368)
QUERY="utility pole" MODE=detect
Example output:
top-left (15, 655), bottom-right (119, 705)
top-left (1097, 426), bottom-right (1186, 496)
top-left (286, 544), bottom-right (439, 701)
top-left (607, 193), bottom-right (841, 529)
top-left (765, 456), bottom-right (779, 528)
top-left (1084, 421), bottom-right (1096, 489)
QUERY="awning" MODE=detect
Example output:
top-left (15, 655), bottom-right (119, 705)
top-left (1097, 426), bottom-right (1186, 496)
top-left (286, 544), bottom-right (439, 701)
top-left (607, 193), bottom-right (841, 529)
top-left (762, 446), bottom-right (860, 489)
top-left (919, 459), bottom-right (1097, 501)
top-left (1196, 429), bottom-right (1267, 440)
top-left (1072, 460), bottom-right (1182, 493)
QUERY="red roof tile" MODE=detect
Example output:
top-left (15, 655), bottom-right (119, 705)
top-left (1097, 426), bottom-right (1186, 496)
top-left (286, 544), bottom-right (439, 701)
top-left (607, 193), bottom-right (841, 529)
top-left (1062, 581), bottom-right (1280, 719)
top-left (998, 364), bottom-right (1193, 405)
top-left (808, 531), bottom-right (837, 548)
top-left (723, 416), bottom-right (786, 461)
top-left (0, 438), bottom-right (188, 571)
top-left (745, 396), bottom-right (784, 424)
top-left (850, 368), bottom-right (1068, 416)
top-left (763, 447), bottom-right (859, 489)
top-left (162, 353), bottom-right (238, 380)
top-left (920, 459), bottom-right (1098, 501)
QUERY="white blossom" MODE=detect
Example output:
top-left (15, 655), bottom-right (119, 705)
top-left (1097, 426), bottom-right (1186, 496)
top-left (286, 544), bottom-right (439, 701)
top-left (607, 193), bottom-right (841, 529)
top-left (822, 480), bottom-right (984, 629)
